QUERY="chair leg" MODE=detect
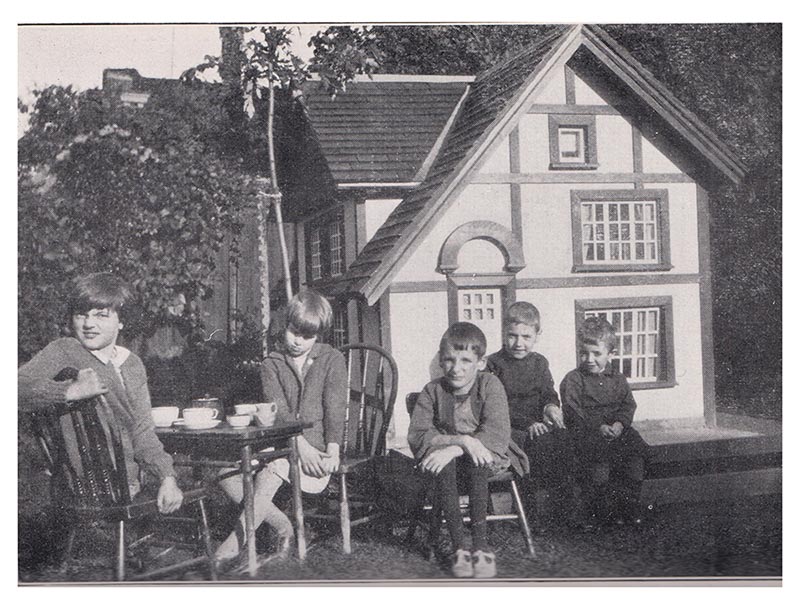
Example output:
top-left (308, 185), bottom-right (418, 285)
top-left (197, 498), bottom-right (218, 581)
top-left (60, 526), bottom-right (77, 573)
top-left (339, 474), bottom-right (352, 554)
top-left (510, 479), bottom-right (536, 557)
top-left (115, 520), bottom-right (126, 581)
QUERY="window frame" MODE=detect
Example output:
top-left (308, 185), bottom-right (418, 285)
top-left (304, 209), bottom-right (346, 284)
top-left (570, 189), bottom-right (673, 273)
top-left (548, 114), bottom-right (598, 170)
top-left (574, 296), bottom-right (677, 390)
top-left (331, 301), bottom-right (349, 348)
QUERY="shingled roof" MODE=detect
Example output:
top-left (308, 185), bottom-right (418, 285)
top-left (339, 26), bottom-right (572, 301)
top-left (336, 24), bottom-right (745, 304)
top-left (303, 78), bottom-right (471, 184)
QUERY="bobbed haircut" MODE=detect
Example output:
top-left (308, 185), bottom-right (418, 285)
top-left (577, 316), bottom-right (617, 352)
top-left (67, 272), bottom-right (133, 322)
top-left (439, 321), bottom-right (487, 359)
top-left (504, 301), bottom-right (541, 332)
top-left (286, 289), bottom-right (332, 339)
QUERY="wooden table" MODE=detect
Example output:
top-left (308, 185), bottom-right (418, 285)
top-left (156, 420), bottom-right (310, 577)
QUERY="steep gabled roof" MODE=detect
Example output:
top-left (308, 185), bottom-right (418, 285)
top-left (303, 78), bottom-right (471, 184)
top-left (339, 25), bottom-right (575, 302)
top-left (339, 24), bottom-right (745, 305)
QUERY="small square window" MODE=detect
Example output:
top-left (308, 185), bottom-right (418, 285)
top-left (549, 114), bottom-right (598, 170)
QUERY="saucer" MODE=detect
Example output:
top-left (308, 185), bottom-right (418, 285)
top-left (154, 420), bottom-right (177, 428)
top-left (174, 419), bottom-right (221, 430)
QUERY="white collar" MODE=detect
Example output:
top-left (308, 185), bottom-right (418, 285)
top-left (90, 345), bottom-right (131, 368)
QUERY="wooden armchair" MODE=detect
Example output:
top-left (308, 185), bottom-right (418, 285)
top-left (304, 343), bottom-right (399, 553)
top-left (26, 394), bottom-right (217, 581)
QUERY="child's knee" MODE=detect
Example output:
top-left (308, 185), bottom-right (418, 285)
top-left (589, 463), bottom-right (610, 485)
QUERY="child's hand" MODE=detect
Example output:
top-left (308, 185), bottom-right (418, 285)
top-left (297, 435), bottom-right (327, 478)
top-left (157, 476), bottom-right (184, 514)
top-left (420, 446), bottom-right (461, 475)
top-left (599, 424), bottom-right (616, 440)
top-left (459, 435), bottom-right (495, 467)
top-left (610, 422), bottom-right (624, 439)
top-left (528, 422), bottom-right (550, 439)
top-left (319, 443), bottom-right (341, 475)
top-left (543, 404), bottom-right (566, 430)
top-left (65, 368), bottom-right (108, 402)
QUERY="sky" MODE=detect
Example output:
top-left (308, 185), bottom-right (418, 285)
top-left (17, 24), bottom-right (319, 136)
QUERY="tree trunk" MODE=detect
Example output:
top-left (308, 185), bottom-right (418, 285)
top-left (266, 71), bottom-right (294, 303)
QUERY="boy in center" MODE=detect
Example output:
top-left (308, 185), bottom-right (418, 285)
top-left (408, 322), bottom-right (526, 579)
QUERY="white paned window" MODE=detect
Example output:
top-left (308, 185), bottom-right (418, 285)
top-left (309, 227), bottom-right (323, 281)
top-left (332, 304), bottom-right (348, 348)
top-left (330, 220), bottom-right (343, 277)
top-left (458, 289), bottom-right (502, 354)
top-left (581, 200), bottom-right (659, 264)
top-left (585, 307), bottom-right (661, 383)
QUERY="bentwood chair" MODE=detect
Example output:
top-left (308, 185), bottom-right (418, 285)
top-left (304, 343), bottom-right (399, 554)
top-left (26, 389), bottom-right (217, 581)
top-left (404, 392), bottom-right (536, 558)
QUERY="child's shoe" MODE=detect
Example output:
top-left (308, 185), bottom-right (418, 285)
top-left (472, 550), bottom-right (497, 579)
top-left (451, 548), bottom-right (474, 578)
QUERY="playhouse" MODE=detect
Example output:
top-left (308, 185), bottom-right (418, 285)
top-left (286, 25), bottom-right (744, 450)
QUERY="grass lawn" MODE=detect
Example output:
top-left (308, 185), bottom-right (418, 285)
top-left (18, 491), bottom-right (781, 584)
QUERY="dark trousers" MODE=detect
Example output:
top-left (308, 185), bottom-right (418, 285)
top-left (574, 427), bottom-right (647, 522)
top-left (517, 428), bottom-right (576, 522)
top-left (434, 457), bottom-right (491, 551)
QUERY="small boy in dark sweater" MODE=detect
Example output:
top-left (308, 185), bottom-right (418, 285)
top-left (560, 317), bottom-right (648, 527)
top-left (486, 302), bottom-right (574, 522)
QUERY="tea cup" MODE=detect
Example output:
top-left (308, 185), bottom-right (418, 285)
top-left (234, 403), bottom-right (258, 417)
top-left (183, 407), bottom-right (218, 427)
top-left (151, 406), bottom-right (179, 427)
top-left (228, 414), bottom-right (251, 428)
top-left (255, 402), bottom-right (278, 427)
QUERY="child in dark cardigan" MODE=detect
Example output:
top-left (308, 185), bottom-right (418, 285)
top-left (560, 317), bottom-right (648, 527)
top-left (485, 302), bottom-right (575, 522)
top-left (408, 322), bottom-right (525, 579)
top-left (215, 289), bottom-right (347, 564)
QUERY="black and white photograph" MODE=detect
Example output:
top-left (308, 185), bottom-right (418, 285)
top-left (15, 17), bottom-right (782, 587)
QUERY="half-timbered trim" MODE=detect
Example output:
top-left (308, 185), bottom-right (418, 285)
top-left (388, 272), bottom-right (700, 294)
top-left (575, 295), bottom-right (677, 390)
top-left (632, 121), bottom-right (644, 189)
top-left (564, 65), bottom-right (577, 105)
top-left (696, 185), bottom-right (716, 427)
top-left (570, 189), bottom-right (672, 273)
top-left (528, 103), bottom-right (621, 115)
top-left (471, 172), bottom-right (695, 184)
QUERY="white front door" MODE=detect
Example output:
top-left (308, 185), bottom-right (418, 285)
top-left (457, 288), bottom-right (503, 356)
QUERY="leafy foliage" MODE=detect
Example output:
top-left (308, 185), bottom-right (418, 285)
top-left (18, 83), bottom-right (256, 360)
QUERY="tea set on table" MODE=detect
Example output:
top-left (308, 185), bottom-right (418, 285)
top-left (151, 396), bottom-right (278, 430)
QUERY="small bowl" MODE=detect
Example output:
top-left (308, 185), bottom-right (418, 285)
top-left (228, 414), bottom-right (251, 428)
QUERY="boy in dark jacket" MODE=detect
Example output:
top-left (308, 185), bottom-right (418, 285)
top-left (560, 317), bottom-right (648, 528)
top-left (486, 302), bottom-right (574, 524)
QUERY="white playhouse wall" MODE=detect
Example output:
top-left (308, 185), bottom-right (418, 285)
top-left (379, 62), bottom-right (709, 450)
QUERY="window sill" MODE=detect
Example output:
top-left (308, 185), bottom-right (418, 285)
top-left (549, 162), bottom-right (599, 171)
top-left (572, 263), bottom-right (674, 273)
top-left (630, 380), bottom-right (678, 391)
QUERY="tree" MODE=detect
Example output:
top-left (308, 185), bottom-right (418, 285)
top-left (18, 82), bottom-right (256, 360)
top-left (186, 25), bottom-right (380, 353)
